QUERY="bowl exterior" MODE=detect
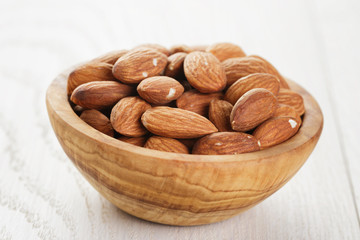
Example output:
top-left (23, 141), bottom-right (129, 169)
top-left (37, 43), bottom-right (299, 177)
top-left (46, 70), bottom-right (323, 226)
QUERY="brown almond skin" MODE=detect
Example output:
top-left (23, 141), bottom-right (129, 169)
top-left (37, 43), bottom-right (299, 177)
top-left (117, 136), bottom-right (147, 147)
top-left (90, 49), bottom-right (129, 65)
top-left (176, 90), bottom-right (223, 116)
top-left (273, 104), bottom-right (302, 125)
top-left (184, 52), bottom-right (227, 93)
top-left (206, 42), bottom-right (246, 62)
top-left (110, 96), bottom-right (151, 137)
top-left (70, 81), bottom-right (135, 110)
top-left (137, 76), bottom-right (184, 105)
top-left (141, 107), bottom-right (218, 139)
top-left (225, 73), bottom-right (280, 105)
top-left (253, 117), bottom-right (301, 149)
top-left (144, 136), bottom-right (189, 154)
top-left (165, 52), bottom-right (187, 78)
top-left (208, 99), bottom-right (233, 132)
top-left (135, 43), bottom-right (170, 56)
top-left (230, 88), bottom-right (278, 132)
top-left (112, 48), bottom-right (168, 84)
top-left (190, 45), bottom-right (208, 52)
top-left (250, 55), bottom-right (290, 89)
top-left (67, 62), bottom-right (115, 95)
top-left (222, 56), bottom-right (269, 87)
top-left (80, 110), bottom-right (114, 137)
top-left (277, 89), bottom-right (305, 115)
top-left (170, 44), bottom-right (193, 54)
top-left (192, 132), bottom-right (259, 155)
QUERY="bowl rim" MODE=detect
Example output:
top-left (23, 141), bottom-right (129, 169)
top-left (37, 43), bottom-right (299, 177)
top-left (46, 67), bottom-right (323, 163)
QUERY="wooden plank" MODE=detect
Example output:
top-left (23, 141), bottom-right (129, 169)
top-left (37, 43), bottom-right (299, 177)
top-left (310, 0), bottom-right (360, 222)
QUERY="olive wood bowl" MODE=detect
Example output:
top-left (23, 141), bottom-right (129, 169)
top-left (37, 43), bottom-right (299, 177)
top-left (46, 67), bottom-right (323, 226)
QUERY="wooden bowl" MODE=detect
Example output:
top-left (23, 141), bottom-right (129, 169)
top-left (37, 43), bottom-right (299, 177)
top-left (46, 67), bottom-right (323, 226)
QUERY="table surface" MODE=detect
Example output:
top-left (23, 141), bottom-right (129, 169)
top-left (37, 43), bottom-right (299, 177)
top-left (1, 0), bottom-right (360, 239)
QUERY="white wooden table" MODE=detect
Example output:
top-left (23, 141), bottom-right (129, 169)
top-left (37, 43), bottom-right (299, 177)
top-left (1, 0), bottom-right (359, 239)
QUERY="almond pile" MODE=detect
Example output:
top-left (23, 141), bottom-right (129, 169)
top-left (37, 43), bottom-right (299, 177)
top-left (68, 43), bottom-right (305, 155)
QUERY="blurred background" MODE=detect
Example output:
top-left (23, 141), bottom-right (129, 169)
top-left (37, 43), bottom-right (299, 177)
top-left (0, 0), bottom-right (359, 239)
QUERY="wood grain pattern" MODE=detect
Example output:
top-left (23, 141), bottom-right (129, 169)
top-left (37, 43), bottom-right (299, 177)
top-left (46, 67), bottom-right (323, 225)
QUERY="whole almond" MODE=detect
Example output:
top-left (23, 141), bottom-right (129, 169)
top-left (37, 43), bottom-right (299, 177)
top-left (141, 107), bottom-right (218, 139)
top-left (67, 62), bottom-right (115, 95)
top-left (208, 99), bottom-right (233, 132)
top-left (144, 136), bottom-right (189, 154)
top-left (206, 42), bottom-right (246, 62)
top-left (224, 73), bottom-right (280, 105)
top-left (190, 45), bottom-right (208, 52)
top-left (137, 76), bottom-right (184, 105)
top-left (117, 136), bottom-right (147, 147)
top-left (110, 96), bottom-right (151, 137)
top-left (250, 55), bottom-right (290, 89)
top-left (112, 48), bottom-right (168, 84)
top-left (222, 56), bottom-right (269, 87)
top-left (277, 89), bottom-right (305, 115)
top-left (253, 117), bottom-right (301, 149)
top-left (184, 51), bottom-right (227, 93)
top-left (230, 88), bottom-right (277, 131)
top-left (80, 110), bottom-right (114, 137)
top-left (164, 52), bottom-right (187, 78)
top-left (170, 44), bottom-right (193, 54)
top-left (135, 43), bottom-right (170, 56)
top-left (192, 132), bottom-right (259, 155)
top-left (176, 90), bottom-right (223, 116)
top-left (90, 49), bottom-right (129, 65)
top-left (70, 81), bottom-right (134, 110)
top-left (273, 104), bottom-right (302, 125)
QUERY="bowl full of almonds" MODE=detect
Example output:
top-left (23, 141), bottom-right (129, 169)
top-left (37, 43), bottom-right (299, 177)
top-left (46, 42), bottom-right (323, 225)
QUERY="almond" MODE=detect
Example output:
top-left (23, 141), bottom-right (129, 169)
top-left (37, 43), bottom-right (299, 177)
top-left (80, 110), bottom-right (114, 137)
top-left (144, 136), bottom-right (189, 153)
top-left (184, 51), bottom-right (227, 93)
top-left (67, 62), bottom-right (115, 95)
top-left (250, 55), bottom-right (290, 89)
top-left (70, 81), bottom-right (134, 110)
top-left (192, 132), bottom-right (259, 155)
top-left (273, 104), bottom-right (302, 125)
top-left (224, 73), bottom-right (280, 105)
top-left (190, 45), bottom-right (208, 52)
top-left (176, 90), bottom-right (223, 116)
top-left (230, 88), bottom-right (277, 131)
top-left (135, 43), bottom-right (170, 56)
top-left (164, 52), bottom-right (187, 78)
top-left (206, 42), bottom-right (246, 62)
top-left (110, 96), bottom-right (151, 137)
top-left (208, 99), bottom-right (233, 132)
top-left (253, 117), bottom-right (300, 149)
top-left (170, 44), bottom-right (193, 54)
top-left (112, 48), bottom-right (168, 84)
top-left (137, 76), bottom-right (184, 105)
top-left (141, 107), bottom-right (218, 139)
top-left (117, 136), bottom-right (147, 147)
top-left (277, 89), bottom-right (305, 115)
top-left (90, 49), bottom-right (129, 65)
top-left (222, 56), bottom-right (268, 87)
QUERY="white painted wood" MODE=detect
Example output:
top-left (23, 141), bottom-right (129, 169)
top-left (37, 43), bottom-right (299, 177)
top-left (310, 0), bottom-right (360, 220)
top-left (0, 0), bottom-right (359, 239)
